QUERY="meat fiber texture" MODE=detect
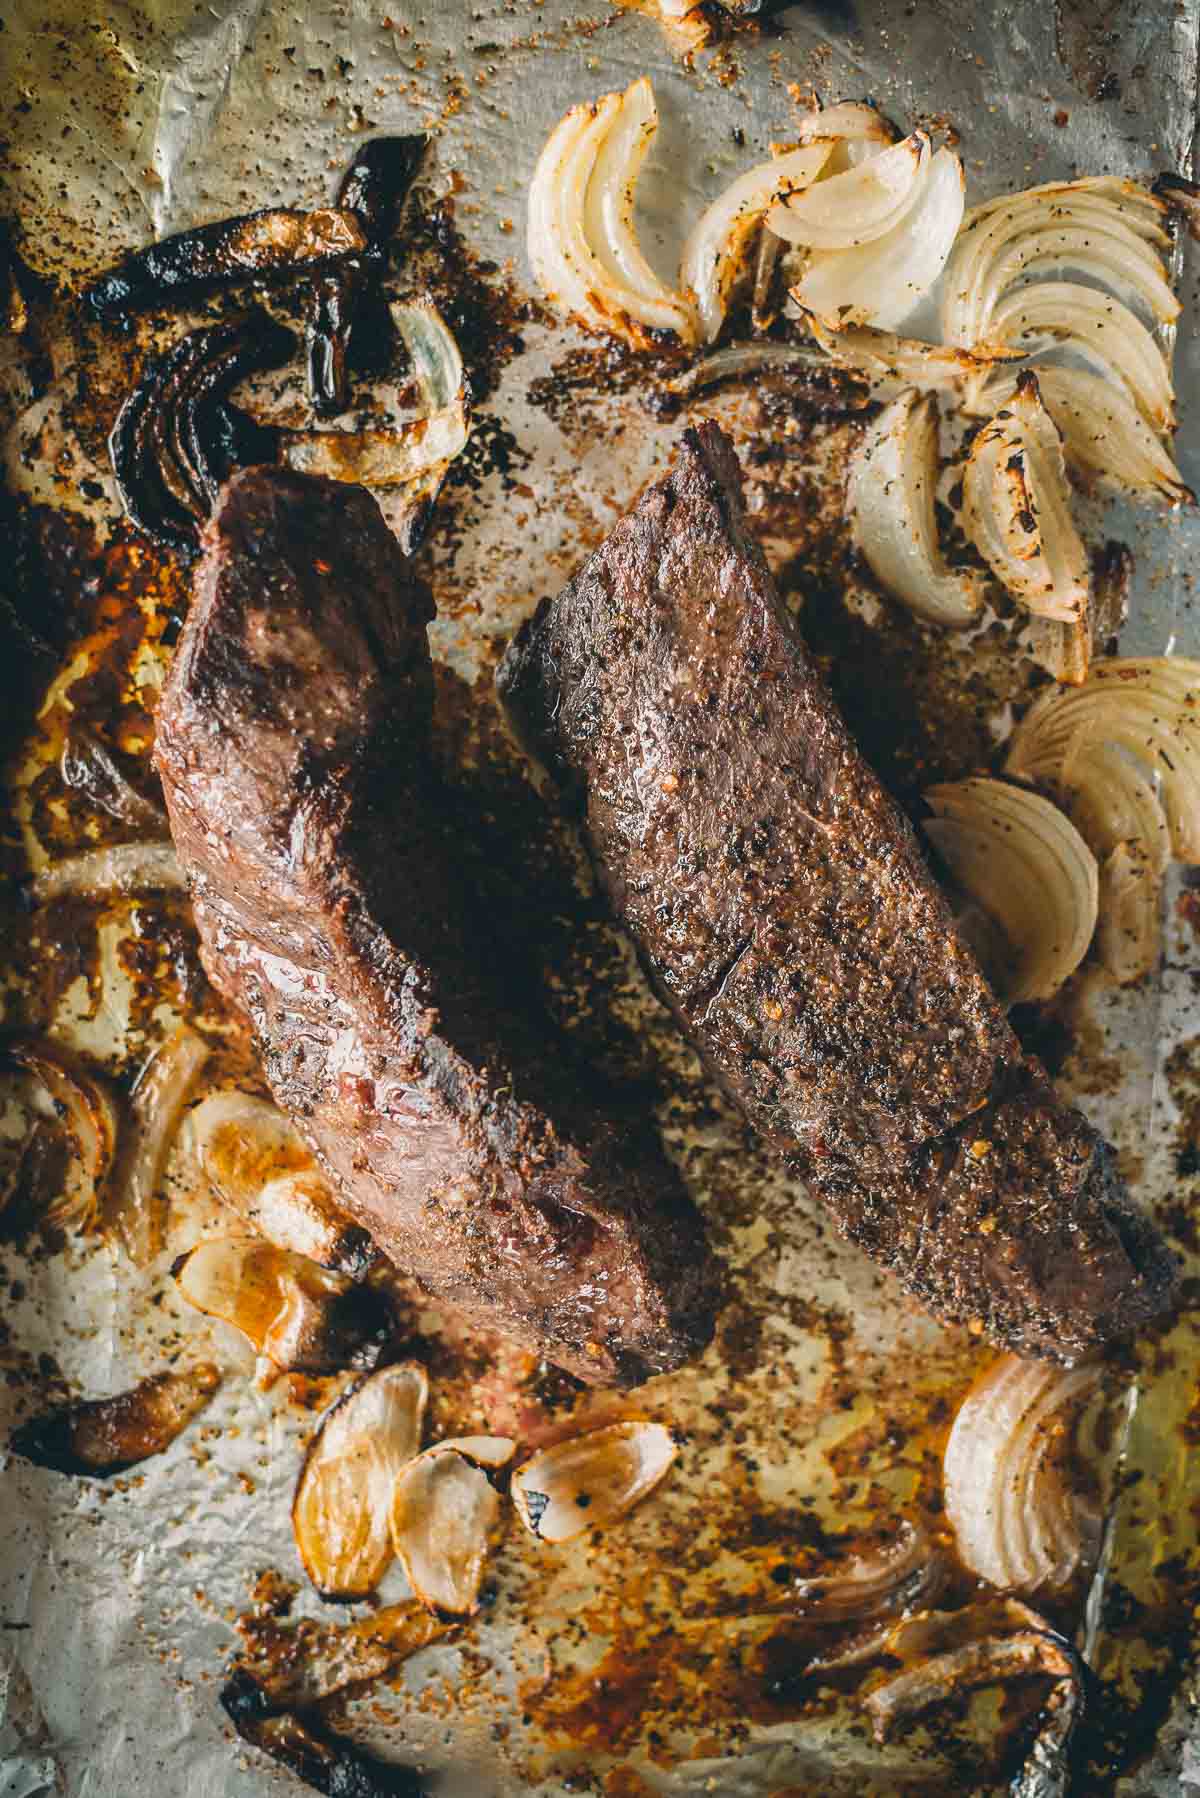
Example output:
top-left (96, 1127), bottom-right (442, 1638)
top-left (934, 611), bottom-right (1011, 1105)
top-left (154, 466), bottom-right (718, 1385)
top-left (498, 421), bottom-right (1177, 1362)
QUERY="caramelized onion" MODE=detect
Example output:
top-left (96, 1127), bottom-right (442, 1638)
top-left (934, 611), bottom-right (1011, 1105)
top-left (107, 1023), bottom-right (209, 1265)
top-left (789, 146), bottom-right (964, 330)
top-left (173, 1237), bottom-right (386, 1375)
top-left (10, 1363), bottom-right (220, 1477)
top-left (801, 312), bottom-right (1018, 397)
top-left (848, 389), bottom-right (985, 629)
top-left (234, 1599), bottom-right (450, 1710)
top-left (789, 1519), bottom-right (945, 1623)
top-left (292, 1363), bottom-right (428, 1599)
top-left (944, 1354), bottom-right (1103, 1593)
top-left (60, 723), bottom-right (166, 830)
top-left (511, 1420), bottom-right (676, 1543)
top-left (962, 373), bottom-right (1090, 627)
top-left (221, 1673), bottom-right (432, 1798)
top-left (865, 1617), bottom-right (1081, 1747)
top-left (31, 840), bottom-right (184, 904)
top-left (680, 141), bottom-right (834, 343)
top-left (189, 1091), bottom-right (374, 1277)
top-left (528, 82), bottom-right (696, 348)
top-left (5, 1039), bottom-right (118, 1231)
top-left (390, 1441), bottom-right (508, 1615)
top-left (924, 778), bottom-right (1099, 1003)
top-left (1005, 658), bottom-right (1200, 861)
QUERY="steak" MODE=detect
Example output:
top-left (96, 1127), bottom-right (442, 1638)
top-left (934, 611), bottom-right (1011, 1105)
top-left (154, 466), bottom-right (718, 1385)
top-left (498, 422), bottom-right (1177, 1361)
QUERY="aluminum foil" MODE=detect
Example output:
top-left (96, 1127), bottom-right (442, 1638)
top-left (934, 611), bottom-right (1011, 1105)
top-left (3, 2), bottom-right (1200, 1794)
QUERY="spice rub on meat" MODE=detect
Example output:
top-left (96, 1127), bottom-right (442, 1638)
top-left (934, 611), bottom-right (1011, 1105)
top-left (154, 467), bottom-right (718, 1385)
top-left (498, 422), bottom-right (1177, 1361)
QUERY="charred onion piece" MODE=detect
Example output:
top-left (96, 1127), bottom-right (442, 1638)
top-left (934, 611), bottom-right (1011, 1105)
top-left (234, 1599), bottom-right (451, 1710)
top-left (173, 1237), bottom-right (388, 1374)
top-left (109, 315), bottom-right (291, 552)
top-left (304, 267), bottom-right (363, 418)
top-left (84, 209), bottom-right (366, 322)
top-left (106, 1023), bottom-right (209, 1264)
top-left (788, 1519), bottom-right (946, 1623)
top-left (1153, 172), bottom-right (1200, 241)
top-left (292, 1363), bottom-right (428, 1599)
top-left (4, 1038), bottom-right (118, 1231)
top-left (337, 135), bottom-right (428, 250)
top-left (31, 840), bottom-right (183, 903)
top-left (221, 1671), bottom-right (431, 1797)
top-left (10, 1363), bottom-right (220, 1477)
top-left (60, 723), bottom-right (166, 830)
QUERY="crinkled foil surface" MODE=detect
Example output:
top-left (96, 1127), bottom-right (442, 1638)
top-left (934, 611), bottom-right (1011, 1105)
top-left (3, 2), bottom-right (1200, 1794)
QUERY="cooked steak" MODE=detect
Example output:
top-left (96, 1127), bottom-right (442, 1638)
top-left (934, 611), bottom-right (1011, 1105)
top-left (154, 467), bottom-right (718, 1385)
top-left (498, 422), bottom-right (1177, 1361)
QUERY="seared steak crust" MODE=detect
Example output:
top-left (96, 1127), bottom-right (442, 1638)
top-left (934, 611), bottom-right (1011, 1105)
top-left (498, 422), bottom-right (1176, 1360)
top-left (155, 467), bottom-right (718, 1384)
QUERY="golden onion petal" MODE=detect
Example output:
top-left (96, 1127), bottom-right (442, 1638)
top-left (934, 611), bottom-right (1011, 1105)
top-left (766, 129), bottom-right (930, 251)
top-left (511, 1420), bottom-right (677, 1543)
top-left (172, 1236), bottom-right (382, 1374)
top-left (6, 1039), bottom-right (118, 1231)
top-left (292, 1363), bottom-right (428, 1600)
top-left (923, 777), bottom-right (1098, 1004)
top-left (680, 140), bottom-right (834, 343)
top-left (847, 388), bottom-right (984, 629)
top-left (962, 375), bottom-right (1090, 625)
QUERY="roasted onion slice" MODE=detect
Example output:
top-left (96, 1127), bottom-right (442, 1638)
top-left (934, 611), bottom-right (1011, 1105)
top-left (221, 1674), bottom-right (433, 1798)
top-left (10, 1363), bottom-right (220, 1477)
top-left (1005, 657), bottom-right (1200, 861)
top-left (84, 208), bottom-right (367, 322)
top-left (848, 388), bottom-right (985, 629)
top-left (962, 373), bottom-right (1090, 627)
top-left (292, 1363), bottom-right (428, 1600)
top-left (528, 81), bottom-right (696, 347)
top-left (60, 723), bottom-right (166, 830)
top-left (189, 1091), bottom-right (375, 1277)
top-left (511, 1420), bottom-right (677, 1543)
top-left (767, 130), bottom-right (931, 251)
top-left (4, 1038), bottom-right (118, 1231)
top-left (173, 1237), bottom-right (386, 1374)
top-left (943, 1354), bottom-right (1103, 1592)
top-left (988, 281), bottom-right (1175, 431)
top-left (680, 141), bottom-right (834, 343)
top-left (233, 1599), bottom-right (450, 1710)
top-left (788, 145), bottom-right (964, 330)
top-left (800, 312), bottom-right (1017, 397)
top-left (923, 777), bottom-right (1099, 1004)
top-left (31, 840), bottom-right (184, 903)
top-left (107, 1023), bottom-right (209, 1265)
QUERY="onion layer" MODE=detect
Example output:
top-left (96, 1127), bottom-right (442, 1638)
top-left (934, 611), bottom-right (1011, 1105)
top-left (173, 1236), bottom-right (385, 1374)
top-left (5, 1039), bottom-right (118, 1231)
top-left (988, 281), bottom-right (1175, 431)
top-left (390, 1441), bottom-right (508, 1615)
top-left (767, 130), bottom-right (930, 251)
top-left (106, 1023), bottom-right (209, 1264)
top-left (801, 312), bottom-right (1018, 397)
top-left (962, 373), bottom-right (1090, 626)
top-left (528, 82), bottom-right (696, 347)
top-left (943, 1354), bottom-right (1102, 1593)
top-left (923, 777), bottom-right (1099, 1004)
top-left (789, 145), bottom-right (964, 330)
top-left (31, 841), bottom-right (184, 904)
top-left (680, 140), bottom-right (833, 343)
top-left (848, 388), bottom-right (984, 629)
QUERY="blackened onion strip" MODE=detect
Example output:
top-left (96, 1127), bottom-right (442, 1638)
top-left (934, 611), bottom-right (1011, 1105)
top-left (337, 135), bottom-right (428, 252)
top-left (84, 208), bottom-right (366, 322)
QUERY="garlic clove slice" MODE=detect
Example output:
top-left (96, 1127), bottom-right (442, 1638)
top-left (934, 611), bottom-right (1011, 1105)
top-left (292, 1362), bottom-right (428, 1600)
top-left (511, 1420), bottom-right (677, 1543)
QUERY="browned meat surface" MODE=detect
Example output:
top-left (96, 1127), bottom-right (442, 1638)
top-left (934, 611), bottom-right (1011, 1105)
top-left (498, 422), bottom-right (1177, 1361)
top-left (154, 467), bottom-right (717, 1385)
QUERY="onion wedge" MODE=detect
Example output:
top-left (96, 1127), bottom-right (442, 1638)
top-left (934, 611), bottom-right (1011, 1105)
top-left (847, 389), bottom-right (984, 629)
top-left (106, 1023), bottom-right (209, 1264)
top-left (923, 777), bottom-right (1099, 1004)
top-left (800, 313), bottom-right (1019, 397)
top-left (680, 141), bottom-right (834, 343)
top-left (528, 84), bottom-right (696, 347)
top-left (988, 281), bottom-right (1175, 431)
top-left (942, 179), bottom-right (1175, 347)
top-left (5, 1039), bottom-right (118, 1231)
top-left (1006, 657), bottom-right (1200, 862)
top-left (943, 1354), bottom-right (1103, 1592)
top-left (790, 146), bottom-right (964, 330)
top-left (966, 365), bottom-right (1191, 504)
top-left (1060, 740), bottom-right (1171, 984)
top-left (31, 840), bottom-right (184, 903)
top-left (962, 374), bottom-right (1090, 625)
top-left (173, 1236), bottom-right (386, 1374)
top-left (511, 1420), bottom-right (677, 1543)
top-left (791, 100), bottom-right (897, 170)
top-left (766, 130), bottom-right (930, 251)
top-left (292, 1363), bottom-right (428, 1600)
